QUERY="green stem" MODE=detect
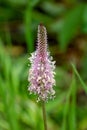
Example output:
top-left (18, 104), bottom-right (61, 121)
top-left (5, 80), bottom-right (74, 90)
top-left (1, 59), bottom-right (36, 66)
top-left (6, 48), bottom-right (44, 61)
top-left (42, 101), bottom-right (48, 130)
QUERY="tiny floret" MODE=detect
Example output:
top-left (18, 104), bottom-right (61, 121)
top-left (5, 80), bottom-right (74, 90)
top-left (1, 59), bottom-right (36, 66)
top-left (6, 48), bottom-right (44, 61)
top-left (28, 24), bottom-right (56, 102)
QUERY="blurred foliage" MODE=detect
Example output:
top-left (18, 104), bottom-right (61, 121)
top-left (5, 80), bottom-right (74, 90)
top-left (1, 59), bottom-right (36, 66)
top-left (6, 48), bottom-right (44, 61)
top-left (0, 0), bottom-right (87, 130)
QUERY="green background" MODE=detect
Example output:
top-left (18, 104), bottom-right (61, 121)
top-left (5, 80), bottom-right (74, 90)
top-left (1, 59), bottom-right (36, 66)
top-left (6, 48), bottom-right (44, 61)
top-left (0, 0), bottom-right (87, 130)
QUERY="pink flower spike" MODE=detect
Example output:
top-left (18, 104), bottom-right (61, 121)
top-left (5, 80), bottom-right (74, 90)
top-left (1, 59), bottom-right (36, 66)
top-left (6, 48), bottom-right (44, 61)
top-left (28, 24), bottom-right (56, 102)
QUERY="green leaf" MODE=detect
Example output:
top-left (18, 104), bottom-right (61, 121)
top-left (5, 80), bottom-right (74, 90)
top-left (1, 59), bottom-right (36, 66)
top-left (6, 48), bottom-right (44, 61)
top-left (68, 73), bottom-right (77, 130)
top-left (71, 63), bottom-right (87, 93)
top-left (7, 0), bottom-right (27, 6)
top-left (24, 0), bottom-right (40, 52)
top-left (61, 72), bottom-right (77, 130)
top-left (82, 4), bottom-right (87, 33)
top-left (0, 43), bottom-right (20, 130)
top-left (50, 20), bottom-right (64, 33)
top-left (59, 4), bottom-right (84, 51)
top-left (40, 1), bottom-right (66, 17)
top-left (24, 2), bottom-right (34, 52)
top-left (61, 96), bottom-right (69, 130)
top-left (61, 85), bottom-right (71, 130)
top-left (29, 0), bottom-right (40, 7)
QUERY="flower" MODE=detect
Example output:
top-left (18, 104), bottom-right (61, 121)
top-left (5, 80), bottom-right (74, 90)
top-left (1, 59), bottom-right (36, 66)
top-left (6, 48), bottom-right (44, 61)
top-left (28, 24), bottom-right (56, 102)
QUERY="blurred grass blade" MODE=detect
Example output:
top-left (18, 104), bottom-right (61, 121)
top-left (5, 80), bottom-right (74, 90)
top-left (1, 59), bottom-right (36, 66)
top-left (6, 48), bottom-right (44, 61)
top-left (0, 42), bottom-right (20, 130)
top-left (61, 84), bottom-right (72, 130)
top-left (50, 20), bottom-right (64, 33)
top-left (29, 0), bottom-right (40, 7)
top-left (71, 63), bottom-right (87, 93)
top-left (0, 77), bottom-right (19, 130)
top-left (24, 2), bottom-right (34, 52)
top-left (59, 4), bottom-right (84, 51)
top-left (61, 99), bottom-right (69, 130)
top-left (69, 73), bottom-right (77, 130)
top-left (82, 4), bottom-right (87, 33)
top-left (40, 1), bottom-right (66, 17)
top-left (24, 0), bottom-right (40, 52)
top-left (62, 72), bottom-right (77, 130)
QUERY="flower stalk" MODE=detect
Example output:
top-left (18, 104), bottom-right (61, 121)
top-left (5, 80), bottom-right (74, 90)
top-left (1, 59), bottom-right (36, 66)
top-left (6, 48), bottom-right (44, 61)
top-left (42, 101), bottom-right (48, 130)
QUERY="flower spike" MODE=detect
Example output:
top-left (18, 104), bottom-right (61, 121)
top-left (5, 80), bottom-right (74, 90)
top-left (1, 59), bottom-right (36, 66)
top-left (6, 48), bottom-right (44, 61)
top-left (28, 24), bottom-right (56, 102)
